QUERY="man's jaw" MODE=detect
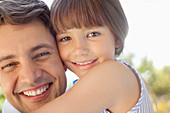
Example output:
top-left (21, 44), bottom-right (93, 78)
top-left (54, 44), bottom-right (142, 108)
top-left (10, 82), bottom-right (54, 113)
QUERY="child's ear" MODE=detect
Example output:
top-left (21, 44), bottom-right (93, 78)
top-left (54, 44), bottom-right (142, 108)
top-left (115, 39), bottom-right (122, 49)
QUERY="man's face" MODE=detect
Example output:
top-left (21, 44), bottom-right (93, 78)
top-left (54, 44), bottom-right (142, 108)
top-left (0, 20), bottom-right (66, 112)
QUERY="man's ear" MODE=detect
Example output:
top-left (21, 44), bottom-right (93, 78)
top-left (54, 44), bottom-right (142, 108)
top-left (62, 61), bottom-right (67, 72)
top-left (64, 65), bottom-right (67, 72)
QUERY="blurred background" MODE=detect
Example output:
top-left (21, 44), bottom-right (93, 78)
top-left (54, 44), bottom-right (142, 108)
top-left (0, 0), bottom-right (169, 112)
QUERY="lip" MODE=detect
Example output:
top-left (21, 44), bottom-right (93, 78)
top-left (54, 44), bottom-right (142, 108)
top-left (72, 59), bottom-right (97, 70)
top-left (19, 83), bottom-right (53, 102)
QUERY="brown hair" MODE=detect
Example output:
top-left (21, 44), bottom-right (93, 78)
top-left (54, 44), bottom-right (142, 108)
top-left (51, 0), bottom-right (129, 56)
top-left (0, 0), bottom-right (55, 37)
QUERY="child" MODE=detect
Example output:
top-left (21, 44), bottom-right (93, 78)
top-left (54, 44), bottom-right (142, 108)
top-left (34, 0), bottom-right (154, 112)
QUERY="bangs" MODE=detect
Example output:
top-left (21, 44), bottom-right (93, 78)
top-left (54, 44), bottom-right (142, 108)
top-left (52, 0), bottom-right (106, 34)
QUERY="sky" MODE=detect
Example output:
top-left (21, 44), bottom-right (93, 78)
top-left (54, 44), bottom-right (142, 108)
top-left (120, 0), bottom-right (170, 69)
top-left (42, 0), bottom-right (170, 69)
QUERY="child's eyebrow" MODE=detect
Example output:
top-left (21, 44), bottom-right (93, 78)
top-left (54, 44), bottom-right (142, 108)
top-left (86, 26), bottom-right (103, 30)
top-left (58, 31), bottom-right (68, 35)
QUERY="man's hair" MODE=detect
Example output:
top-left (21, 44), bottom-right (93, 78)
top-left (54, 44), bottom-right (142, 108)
top-left (51, 0), bottom-right (129, 56)
top-left (0, 0), bottom-right (55, 37)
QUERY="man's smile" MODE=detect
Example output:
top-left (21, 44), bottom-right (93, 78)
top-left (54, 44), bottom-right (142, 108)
top-left (21, 83), bottom-right (51, 97)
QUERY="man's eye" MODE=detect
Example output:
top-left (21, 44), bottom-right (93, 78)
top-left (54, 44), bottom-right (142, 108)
top-left (1, 62), bottom-right (18, 70)
top-left (34, 52), bottom-right (50, 59)
top-left (59, 37), bottom-right (71, 42)
top-left (87, 32), bottom-right (100, 37)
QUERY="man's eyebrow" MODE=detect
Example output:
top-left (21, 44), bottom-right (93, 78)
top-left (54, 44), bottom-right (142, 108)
top-left (0, 55), bottom-right (16, 63)
top-left (30, 44), bottom-right (54, 52)
top-left (0, 44), bottom-right (53, 63)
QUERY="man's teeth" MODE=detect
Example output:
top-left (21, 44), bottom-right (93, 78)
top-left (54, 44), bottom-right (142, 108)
top-left (23, 84), bottom-right (49, 96)
top-left (76, 60), bottom-right (94, 65)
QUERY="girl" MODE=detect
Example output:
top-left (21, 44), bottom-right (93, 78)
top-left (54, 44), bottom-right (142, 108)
top-left (34, 0), bottom-right (154, 112)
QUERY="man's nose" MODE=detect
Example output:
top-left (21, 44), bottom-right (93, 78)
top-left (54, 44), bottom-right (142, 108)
top-left (18, 60), bottom-right (42, 84)
top-left (72, 39), bottom-right (89, 56)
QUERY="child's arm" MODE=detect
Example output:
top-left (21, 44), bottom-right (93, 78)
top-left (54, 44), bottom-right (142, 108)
top-left (33, 60), bottom-right (140, 113)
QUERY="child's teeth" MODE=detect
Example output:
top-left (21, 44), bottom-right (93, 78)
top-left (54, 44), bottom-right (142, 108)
top-left (76, 60), bottom-right (94, 65)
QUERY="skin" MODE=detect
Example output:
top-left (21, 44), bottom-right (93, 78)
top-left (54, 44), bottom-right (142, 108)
top-left (0, 20), bottom-right (66, 113)
top-left (33, 26), bottom-right (140, 113)
top-left (57, 26), bottom-right (120, 77)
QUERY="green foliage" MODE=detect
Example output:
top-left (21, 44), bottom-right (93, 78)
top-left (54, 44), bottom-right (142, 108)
top-left (137, 56), bottom-right (157, 84)
top-left (120, 53), bottom-right (170, 112)
top-left (129, 56), bottom-right (170, 98)
top-left (119, 53), bottom-right (135, 67)
top-left (121, 54), bottom-right (170, 113)
top-left (137, 56), bottom-right (155, 73)
top-left (152, 66), bottom-right (170, 97)
top-left (0, 88), bottom-right (5, 113)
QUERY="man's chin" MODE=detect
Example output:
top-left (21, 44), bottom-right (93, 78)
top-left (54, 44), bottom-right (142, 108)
top-left (13, 95), bottom-right (55, 112)
top-left (16, 101), bottom-right (51, 113)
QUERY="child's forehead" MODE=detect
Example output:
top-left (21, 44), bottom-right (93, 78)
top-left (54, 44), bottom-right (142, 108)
top-left (57, 25), bottom-right (104, 33)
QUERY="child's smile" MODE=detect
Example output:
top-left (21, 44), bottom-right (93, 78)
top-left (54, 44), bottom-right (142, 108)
top-left (71, 59), bottom-right (98, 70)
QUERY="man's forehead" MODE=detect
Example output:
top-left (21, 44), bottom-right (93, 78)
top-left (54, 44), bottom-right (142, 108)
top-left (0, 20), bottom-right (49, 35)
top-left (0, 21), bottom-right (54, 46)
top-left (0, 20), bottom-right (55, 60)
top-left (0, 23), bottom-right (27, 32)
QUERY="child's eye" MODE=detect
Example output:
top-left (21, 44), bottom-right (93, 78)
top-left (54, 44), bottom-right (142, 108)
top-left (87, 32), bottom-right (100, 37)
top-left (1, 62), bottom-right (18, 72)
top-left (59, 36), bottom-right (71, 42)
top-left (33, 52), bottom-right (50, 60)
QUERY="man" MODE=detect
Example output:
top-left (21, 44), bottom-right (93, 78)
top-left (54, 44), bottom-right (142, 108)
top-left (0, 0), bottom-right (67, 112)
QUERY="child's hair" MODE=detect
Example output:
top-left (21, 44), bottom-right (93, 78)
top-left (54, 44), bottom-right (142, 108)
top-left (51, 0), bottom-right (129, 56)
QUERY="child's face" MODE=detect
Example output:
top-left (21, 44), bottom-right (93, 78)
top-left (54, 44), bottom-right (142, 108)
top-left (57, 26), bottom-right (120, 77)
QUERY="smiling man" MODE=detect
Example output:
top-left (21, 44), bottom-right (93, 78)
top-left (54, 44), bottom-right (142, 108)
top-left (0, 0), bottom-right (66, 112)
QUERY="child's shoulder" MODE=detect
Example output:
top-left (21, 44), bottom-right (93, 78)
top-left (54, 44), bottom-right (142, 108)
top-left (85, 60), bottom-right (141, 112)
top-left (92, 60), bottom-right (133, 75)
top-left (87, 60), bottom-right (139, 91)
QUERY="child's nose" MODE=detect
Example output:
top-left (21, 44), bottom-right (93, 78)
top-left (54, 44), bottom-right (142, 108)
top-left (72, 39), bottom-right (89, 56)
